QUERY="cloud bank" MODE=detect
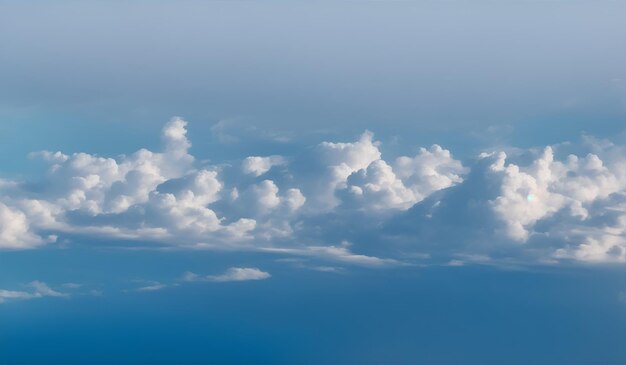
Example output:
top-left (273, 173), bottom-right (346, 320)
top-left (2, 118), bottom-right (626, 266)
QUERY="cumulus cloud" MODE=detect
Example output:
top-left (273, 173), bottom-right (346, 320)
top-left (0, 118), bottom-right (259, 247)
top-left (237, 180), bottom-right (306, 217)
top-left (242, 155), bottom-right (285, 177)
top-left (4, 118), bottom-right (626, 266)
top-left (385, 139), bottom-right (626, 264)
top-left (487, 140), bottom-right (626, 263)
top-left (298, 131), bottom-right (382, 211)
top-left (0, 202), bottom-right (55, 249)
top-left (343, 144), bottom-right (467, 210)
top-left (0, 281), bottom-right (66, 304)
top-left (184, 267), bottom-right (271, 282)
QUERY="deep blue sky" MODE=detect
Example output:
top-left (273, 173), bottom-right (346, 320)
top-left (3, 245), bottom-right (626, 364)
top-left (2, 1), bottom-right (626, 364)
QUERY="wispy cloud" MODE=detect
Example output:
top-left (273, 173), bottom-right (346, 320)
top-left (184, 267), bottom-right (271, 283)
top-left (128, 280), bottom-right (173, 293)
top-left (0, 281), bottom-right (66, 304)
top-left (263, 242), bottom-right (402, 268)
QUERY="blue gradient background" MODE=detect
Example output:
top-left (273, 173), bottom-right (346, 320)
top-left (2, 1), bottom-right (626, 364)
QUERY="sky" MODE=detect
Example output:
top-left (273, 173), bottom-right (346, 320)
top-left (2, 1), bottom-right (626, 364)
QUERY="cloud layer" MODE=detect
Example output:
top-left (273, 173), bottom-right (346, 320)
top-left (2, 118), bottom-right (626, 266)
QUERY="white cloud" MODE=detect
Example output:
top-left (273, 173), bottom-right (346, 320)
top-left (4, 118), bottom-right (626, 266)
top-left (242, 155), bottom-right (285, 177)
top-left (262, 241), bottom-right (401, 267)
top-left (0, 281), bottom-right (65, 304)
top-left (0, 202), bottom-right (52, 249)
top-left (0, 289), bottom-right (36, 303)
top-left (343, 145), bottom-right (467, 210)
top-left (134, 281), bottom-right (169, 292)
top-left (385, 139), bottom-right (626, 264)
top-left (394, 145), bottom-right (468, 201)
top-left (284, 188), bottom-right (306, 211)
top-left (0, 118), bottom-right (260, 247)
top-left (239, 180), bottom-right (306, 216)
top-left (184, 267), bottom-right (271, 282)
top-left (245, 180), bottom-right (282, 212)
top-left (302, 131), bottom-right (382, 211)
top-left (487, 141), bottom-right (626, 262)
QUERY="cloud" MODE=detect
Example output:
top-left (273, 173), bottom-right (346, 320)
top-left (126, 268), bottom-right (271, 294)
top-left (4, 118), bottom-right (626, 266)
top-left (1, 118), bottom-right (259, 247)
top-left (302, 131), bottom-right (382, 211)
top-left (0, 202), bottom-right (48, 249)
top-left (184, 267), bottom-right (271, 282)
top-left (134, 281), bottom-right (169, 292)
top-left (262, 241), bottom-right (402, 267)
top-left (342, 144), bottom-right (467, 210)
top-left (242, 156), bottom-right (286, 177)
top-left (0, 281), bottom-right (66, 304)
top-left (386, 138), bottom-right (626, 264)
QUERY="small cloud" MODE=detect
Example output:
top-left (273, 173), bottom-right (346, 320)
top-left (242, 155), bottom-right (286, 177)
top-left (136, 283), bottom-right (167, 292)
top-left (312, 266), bottom-right (344, 273)
top-left (127, 279), bottom-right (173, 293)
top-left (0, 281), bottom-right (66, 304)
top-left (131, 280), bottom-right (169, 292)
top-left (182, 271), bottom-right (200, 282)
top-left (90, 289), bottom-right (104, 297)
top-left (263, 242), bottom-right (402, 268)
top-left (446, 260), bottom-right (465, 267)
top-left (184, 267), bottom-right (271, 283)
top-left (62, 282), bottom-right (82, 289)
top-left (445, 255), bottom-right (492, 267)
top-left (28, 281), bottom-right (65, 297)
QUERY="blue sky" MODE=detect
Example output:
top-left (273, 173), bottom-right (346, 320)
top-left (2, 1), bottom-right (626, 364)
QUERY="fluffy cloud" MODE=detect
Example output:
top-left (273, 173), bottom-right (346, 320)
top-left (385, 139), bottom-right (626, 264)
top-left (1, 118), bottom-right (258, 247)
top-left (4, 118), bottom-right (626, 266)
top-left (0, 202), bottom-right (55, 249)
top-left (343, 145), bottom-right (467, 210)
top-left (40, 118), bottom-right (195, 216)
top-left (301, 131), bottom-right (382, 211)
top-left (238, 180), bottom-right (306, 215)
top-left (487, 140), bottom-right (626, 263)
top-left (242, 155), bottom-right (285, 177)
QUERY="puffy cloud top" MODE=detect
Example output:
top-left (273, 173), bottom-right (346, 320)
top-left (2, 119), bottom-right (626, 266)
top-left (242, 156), bottom-right (285, 177)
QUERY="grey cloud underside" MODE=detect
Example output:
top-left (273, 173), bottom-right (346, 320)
top-left (1, 119), bottom-right (626, 265)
